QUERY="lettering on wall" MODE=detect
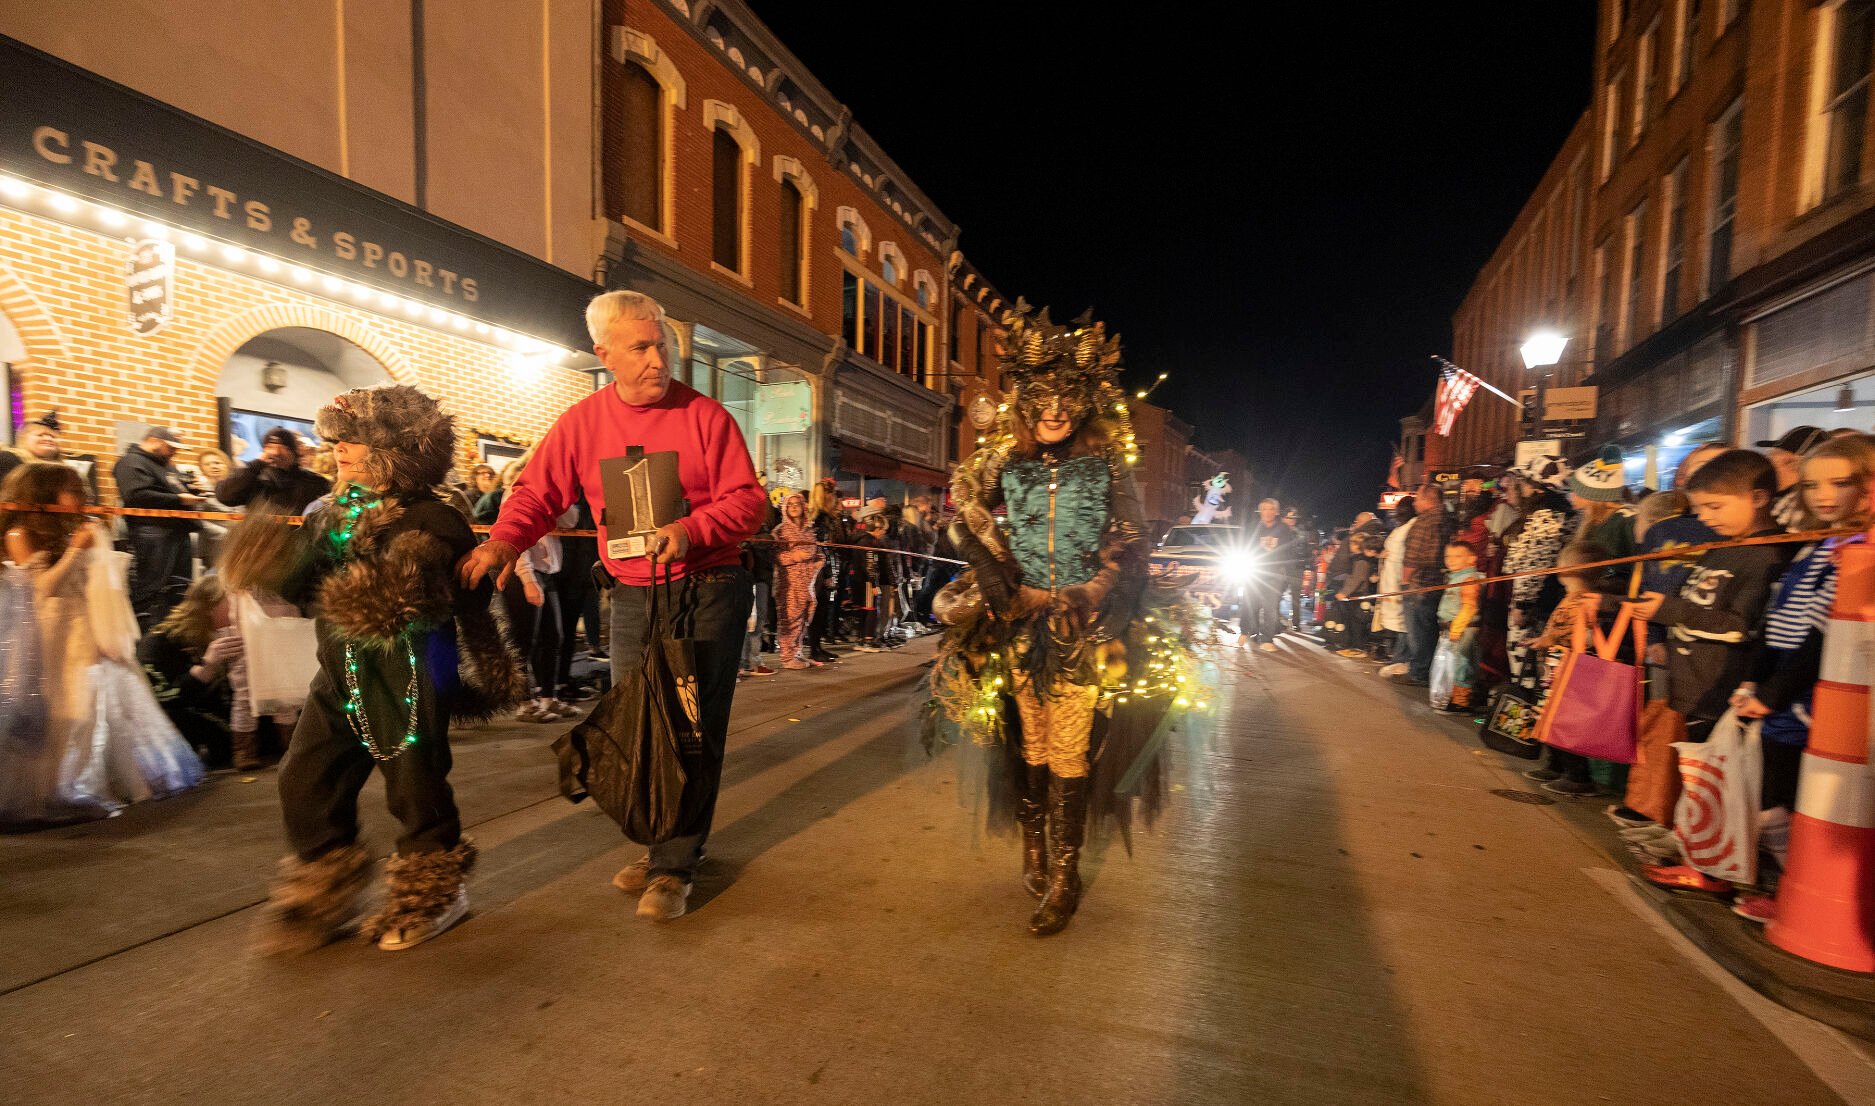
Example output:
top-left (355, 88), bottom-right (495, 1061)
top-left (33, 126), bottom-right (480, 304)
top-left (125, 238), bottom-right (173, 336)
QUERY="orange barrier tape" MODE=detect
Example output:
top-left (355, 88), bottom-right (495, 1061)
top-left (1346, 526), bottom-right (1869, 603)
top-left (0, 502), bottom-right (968, 565)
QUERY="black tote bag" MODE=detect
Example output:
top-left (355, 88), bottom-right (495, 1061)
top-left (553, 564), bottom-right (707, 844)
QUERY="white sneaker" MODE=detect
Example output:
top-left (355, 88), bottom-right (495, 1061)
top-left (376, 888), bottom-right (469, 951)
top-left (548, 699), bottom-right (581, 719)
top-left (1378, 663), bottom-right (1407, 678)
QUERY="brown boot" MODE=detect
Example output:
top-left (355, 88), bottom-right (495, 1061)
top-left (1016, 762), bottom-right (1048, 897)
top-left (254, 843), bottom-right (372, 955)
top-left (1029, 774), bottom-right (1088, 937)
top-left (231, 730), bottom-right (262, 771)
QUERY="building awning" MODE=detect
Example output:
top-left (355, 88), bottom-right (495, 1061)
top-left (832, 439), bottom-right (948, 488)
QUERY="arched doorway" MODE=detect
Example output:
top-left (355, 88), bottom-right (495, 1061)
top-left (0, 309), bottom-right (22, 444)
top-left (214, 327), bottom-right (390, 461)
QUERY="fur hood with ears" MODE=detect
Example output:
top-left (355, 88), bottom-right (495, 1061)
top-left (314, 384), bottom-right (456, 497)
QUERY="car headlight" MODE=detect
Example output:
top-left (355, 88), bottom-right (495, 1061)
top-left (1219, 551), bottom-right (1255, 585)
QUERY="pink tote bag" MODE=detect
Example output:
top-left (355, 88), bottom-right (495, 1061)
top-left (1533, 601), bottom-right (1644, 764)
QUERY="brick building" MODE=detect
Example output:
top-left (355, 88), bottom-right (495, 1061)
top-left (1127, 399), bottom-right (1193, 524)
top-left (1443, 0), bottom-right (1875, 481)
top-left (601, 0), bottom-right (961, 501)
top-left (0, 7), bottom-right (605, 490)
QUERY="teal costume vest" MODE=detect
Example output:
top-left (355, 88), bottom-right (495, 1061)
top-left (1001, 455), bottom-right (1110, 590)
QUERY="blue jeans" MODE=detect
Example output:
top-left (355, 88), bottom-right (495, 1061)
top-left (609, 565), bottom-right (752, 881)
top-left (1405, 592), bottom-right (1441, 682)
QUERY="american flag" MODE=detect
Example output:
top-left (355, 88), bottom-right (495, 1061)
top-left (1433, 358), bottom-right (1482, 437)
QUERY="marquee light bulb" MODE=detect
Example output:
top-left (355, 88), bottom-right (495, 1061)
top-left (50, 193), bottom-right (76, 213)
top-left (97, 207), bottom-right (126, 228)
top-left (256, 256), bottom-right (279, 274)
top-left (0, 176), bottom-right (27, 198)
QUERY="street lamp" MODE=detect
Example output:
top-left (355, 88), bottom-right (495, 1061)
top-left (1520, 330), bottom-right (1568, 440)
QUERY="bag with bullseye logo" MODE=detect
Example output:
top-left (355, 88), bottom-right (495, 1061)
top-left (553, 560), bottom-right (707, 845)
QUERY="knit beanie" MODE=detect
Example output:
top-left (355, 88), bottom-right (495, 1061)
top-left (1566, 444), bottom-right (1629, 502)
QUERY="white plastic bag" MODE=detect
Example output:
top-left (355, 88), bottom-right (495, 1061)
top-left (85, 531), bottom-right (140, 663)
top-left (233, 590), bottom-right (320, 716)
top-left (1428, 638), bottom-right (1458, 710)
top-left (1671, 709), bottom-right (1762, 885)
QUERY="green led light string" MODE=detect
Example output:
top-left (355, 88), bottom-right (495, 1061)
top-left (330, 483), bottom-right (422, 763)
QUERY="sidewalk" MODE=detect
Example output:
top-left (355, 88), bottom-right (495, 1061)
top-left (1308, 630), bottom-right (1875, 1043)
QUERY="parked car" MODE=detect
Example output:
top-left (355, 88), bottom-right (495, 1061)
top-left (1150, 524), bottom-right (1254, 618)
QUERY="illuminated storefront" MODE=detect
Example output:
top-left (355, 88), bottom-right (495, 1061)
top-left (0, 36), bottom-right (599, 486)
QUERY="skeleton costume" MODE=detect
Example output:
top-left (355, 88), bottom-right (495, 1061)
top-left (925, 303), bottom-right (1201, 937)
top-left (258, 385), bottom-right (523, 954)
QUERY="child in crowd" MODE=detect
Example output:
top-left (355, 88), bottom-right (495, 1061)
top-left (1639, 450), bottom-right (1798, 740)
top-left (1522, 541), bottom-right (1620, 796)
top-left (1433, 540), bottom-right (1483, 709)
top-left (0, 462), bottom-right (204, 825)
top-left (1332, 533), bottom-right (1378, 659)
top-left (1726, 436), bottom-right (1874, 922)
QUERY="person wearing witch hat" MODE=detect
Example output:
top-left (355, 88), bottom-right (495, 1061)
top-left (253, 384), bottom-right (524, 954)
top-left (0, 411), bottom-right (99, 502)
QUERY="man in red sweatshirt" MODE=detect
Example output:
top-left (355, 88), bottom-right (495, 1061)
top-left (459, 291), bottom-right (766, 922)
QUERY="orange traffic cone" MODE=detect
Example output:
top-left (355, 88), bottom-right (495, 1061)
top-left (1769, 536), bottom-right (1875, 970)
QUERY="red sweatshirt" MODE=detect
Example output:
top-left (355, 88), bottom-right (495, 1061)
top-left (489, 380), bottom-right (766, 585)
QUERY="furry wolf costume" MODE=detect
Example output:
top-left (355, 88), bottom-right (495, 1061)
top-left (257, 384), bottom-right (523, 954)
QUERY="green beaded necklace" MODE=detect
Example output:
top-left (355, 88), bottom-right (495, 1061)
top-left (330, 484), bottom-right (422, 763)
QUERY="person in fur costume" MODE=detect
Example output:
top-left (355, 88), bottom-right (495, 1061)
top-left (924, 302), bottom-right (1202, 937)
top-left (255, 384), bottom-right (523, 954)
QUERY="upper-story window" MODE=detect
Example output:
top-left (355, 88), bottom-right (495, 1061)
top-left (1821, 0), bottom-right (1875, 201)
top-left (1601, 69), bottom-right (1626, 181)
top-left (605, 31), bottom-right (685, 242)
top-left (877, 242), bottom-right (907, 286)
top-left (1672, 0), bottom-right (1702, 95)
top-left (835, 206), bottom-right (871, 257)
top-left (1662, 158), bottom-right (1690, 321)
top-left (1634, 19), bottom-right (1661, 143)
top-left (1622, 199), bottom-right (1649, 346)
top-left (711, 127), bottom-right (742, 273)
top-left (617, 63), bottom-right (664, 231)
top-left (913, 271), bottom-right (936, 310)
top-left (779, 179), bottom-right (805, 307)
top-left (1708, 97), bottom-right (1743, 295)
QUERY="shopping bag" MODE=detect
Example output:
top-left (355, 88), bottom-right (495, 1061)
top-left (232, 590), bottom-right (320, 716)
top-left (1533, 602), bottom-right (1644, 764)
top-left (1624, 701), bottom-right (1687, 824)
top-left (85, 532), bottom-right (140, 663)
top-left (1428, 638), bottom-right (1459, 710)
top-left (553, 566), bottom-right (706, 845)
top-left (1481, 683), bottom-right (1544, 759)
top-left (1671, 710), bottom-right (1761, 884)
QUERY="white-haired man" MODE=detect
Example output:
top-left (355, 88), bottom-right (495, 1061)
top-left (459, 290), bottom-right (766, 921)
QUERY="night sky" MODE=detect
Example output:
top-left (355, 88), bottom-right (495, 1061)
top-left (749, 2), bottom-right (1598, 523)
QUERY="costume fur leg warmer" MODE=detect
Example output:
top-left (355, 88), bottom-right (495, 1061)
top-left (255, 843), bottom-right (373, 956)
top-left (361, 839), bottom-right (477, 941)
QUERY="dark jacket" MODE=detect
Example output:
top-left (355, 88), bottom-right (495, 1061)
top-left (113, 444), bottom-right (200, 532)
top-left (1246, 521), bottom-right (1303, 572)
top-left (1659, 529), bottom-right (1796, 721)
top-left (216, 459), bottom-right (331, 515)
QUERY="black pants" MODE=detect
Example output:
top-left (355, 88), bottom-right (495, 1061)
top-left (550, 563), bottom-right (594, 695)
top-left (914, 564), bottom-right (954, 621)
top-left (501, 574), bottom-right (562, 699)
top-left (1241, 582), bottom-right (1282, 643)
top-left (609, 566), bottom-right (751, 880)
top-left (128, 525), bottom-right (193, 631)
top-left (278, 626), bottom-right (461, 860)
top-left (1763, 739), bottom-right (1804, 811)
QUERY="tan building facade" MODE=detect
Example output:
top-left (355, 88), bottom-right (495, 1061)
top-left (0, 0), bottom-right (611, 492)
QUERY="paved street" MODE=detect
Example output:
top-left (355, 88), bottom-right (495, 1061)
top-left (4, 634), bottom-right (1875, 1105)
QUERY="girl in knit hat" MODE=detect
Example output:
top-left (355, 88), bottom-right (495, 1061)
top-left (1565, 444), bottom-right (1638, 559)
